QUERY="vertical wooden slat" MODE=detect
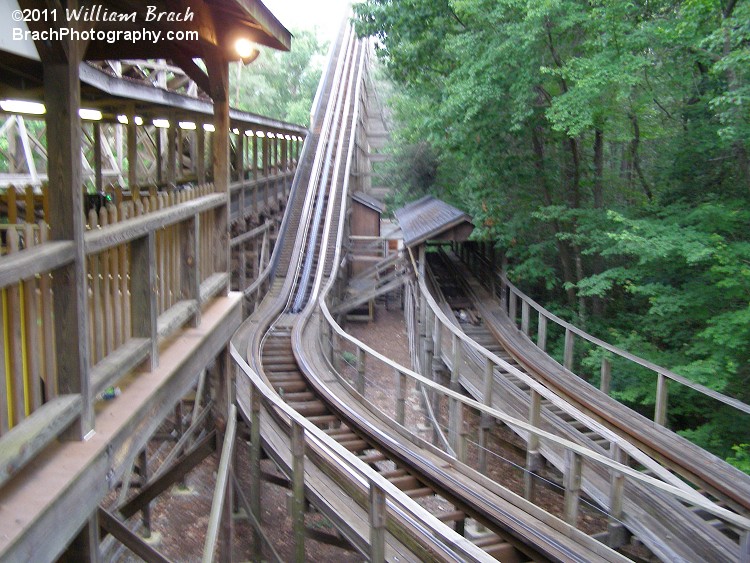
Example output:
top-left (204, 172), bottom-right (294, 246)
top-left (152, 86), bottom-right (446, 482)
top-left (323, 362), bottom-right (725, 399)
top-left (601, 356), bottom-right (612, 395)
top-left (369, 481), bottom-right (386, 563)
top-left (39, 223), bottom-right (56, 398)
top-left (100, 208), bottom-right (114, 357)
top-left (607, 443), bottom-right (628, 548)
top-left (23, 224), bottom-right (41, 411)
top-left (563, 449), bottom-right (582, 526)
top-left (89, 210), bottom-right (103, 365)
top-left (24, 186), bottom-right (35, 223)
top-left (290, 421), bottom-right (305, 562)
top-left (524, 389), bottom-right (542, 501)
top-left (7, 188), bottom-right (17, 224)
top-left (131, 232), bottom-right (158, 370)
top-left (0, 288), bottom-right (8, 433)
top-left (521, 301), bottom-right (530, 335)
top-left (109, 206), bottom-right (123, 349)
top-left (395, 368), bottom-right (406, 425)
top-left (6, 231), bottom-right (25, 425)
top-left (655, 373), bottom-right (669, 426)
top-left (563, 328), bottom-right (574, 370)
top-left (537, 312), bottom-right (547, 351)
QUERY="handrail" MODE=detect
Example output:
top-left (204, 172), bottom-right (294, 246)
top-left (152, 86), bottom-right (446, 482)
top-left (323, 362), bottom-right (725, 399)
top-left (229, 340), bottom-right (492, 562)
top-left (499, 270), bottom-right (750, 415)
top-left (316, 267), bottom-right (750, 536)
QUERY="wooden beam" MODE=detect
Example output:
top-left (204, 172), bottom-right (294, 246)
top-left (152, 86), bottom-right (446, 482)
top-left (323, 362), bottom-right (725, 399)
top-left (0, 395), bottom-right (82, 488)
top-left (0, 241), bottom-right (75, 289)
top-left (118, 431), bottom-right (216, 520)
top-left (203, 405), bottom-right (236, 563)
top-left (43, 37), bottom-right (91, 438)
top-left (84, 194), bottom-right (225, 254)
top-left (98, 508), bottom-right (173, 563)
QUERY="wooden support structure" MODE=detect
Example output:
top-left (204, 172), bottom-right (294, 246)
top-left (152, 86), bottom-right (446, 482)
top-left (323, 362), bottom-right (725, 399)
top-left (290, 420), bottom-right (306, 562)
top-left (356, 347), bottom-right (366, 395)
top-left (563, 449), bottom-right (582, 526)
top-left (600, 356), bottom-right (612, 395)
top-left (395, 368), bottom-right (406, 425)
top-left (43, 31), bottom-right (93, 439)
top-left (524, 390), bottom-right (543, 501)
top-left (203, 404), bottom-right (236, 563)
top-left (369, 480), bottom-right (386, 563)
top-left (607, 443), bottom-right (628, 549)
top-left (563, 327), bottom-right (574, 371)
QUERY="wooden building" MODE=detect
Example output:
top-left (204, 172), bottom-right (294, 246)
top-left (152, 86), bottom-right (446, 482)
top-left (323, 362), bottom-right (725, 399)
top-left (0, 1), bottom-right (299, 561)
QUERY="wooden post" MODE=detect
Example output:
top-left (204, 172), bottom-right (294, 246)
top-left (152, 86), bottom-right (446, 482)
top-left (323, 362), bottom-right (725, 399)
top-left (126, 105), bottom-right (138, 189)
top-left (139, 449), bottom-right (152, 537)
top-left (166, 119), bottom-right (177, 186)
top-left (607, 443), bottom-right (628, 548)
top-left (356, 347), bottom-right (365, 395)
top-left (537, 313), bottom-right (547, 351)
top-left (250, 385), bottom-right (262, 561)
top-left (59, 515), bottom-right (100, 563)
top-left (740, 530), bottom-right (749, 563)
top-left (131, 233), bottom-right (158, 369)
top-left (369, 481), bottom-right (386, 563)
top-left (456, 403), bottom-right (466, 463)
top-left (207, 48), bottom-right (230, 282)
top-left (197, 126), bottom-right (206, 183)
top-left (563, 449), bottom-right (582, 526)
top-left (655, 373), bottom-right (668, 426)
top-left (521, 301), bottom-right (530, 335)
top-left (477, 361), bottom-right (495, 475)
top-left (524, 389), bottom-right (543, 501)
top-left (508, 289), bottom-right (517, 326)
top-left (181, 215), bottom-right (201, 327)
top-left (600, 356), bottom-right (612, 395)
top-left (93, 122), bottom-right (103, 192)
top-left (290, 421), bottom-right (305, 562)
top-left (563, 328), bottom-right (574, 370)
top-left (395, 368), bottom-right (406, 425)
top-left (44, 42), bottom-right (93, 438)
top-left (155, 128), bottom-right (163, 185)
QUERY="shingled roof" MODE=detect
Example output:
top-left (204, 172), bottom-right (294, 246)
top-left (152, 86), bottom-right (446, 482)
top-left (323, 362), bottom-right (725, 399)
top-left (351, 191), bottom-right (385, 213)
top-left (394, 195), bottom-right (474, 247)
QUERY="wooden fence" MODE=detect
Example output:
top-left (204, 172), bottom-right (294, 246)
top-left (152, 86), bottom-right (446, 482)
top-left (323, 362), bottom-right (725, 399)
top-left (0, 184), bottom-right (217, 448)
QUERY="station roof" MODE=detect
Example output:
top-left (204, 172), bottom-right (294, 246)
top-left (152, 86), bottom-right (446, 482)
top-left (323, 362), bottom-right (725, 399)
top-left (351, 191), bottom-right (385, 214)
top-left (1, 0), bottom-right (291, 99)
top-left (394, 195), bottom-right (474, 248)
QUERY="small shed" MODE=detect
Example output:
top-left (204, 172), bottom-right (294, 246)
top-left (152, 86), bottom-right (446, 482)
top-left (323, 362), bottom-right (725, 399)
top-left (394, 195), bottom-right (474, 280)
top-left (350, 191), bottom-right (385, 277)
top-left (351, 191), bottom-right (385, 237)
top-left (395, 195), bottom-right (474, 248)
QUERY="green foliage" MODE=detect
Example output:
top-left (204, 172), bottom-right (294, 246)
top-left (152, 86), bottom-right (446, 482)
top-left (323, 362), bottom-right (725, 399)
top-left (229, 28), bottom-right (327, 126)
top-left (353, 0), bottom-right (750, 463)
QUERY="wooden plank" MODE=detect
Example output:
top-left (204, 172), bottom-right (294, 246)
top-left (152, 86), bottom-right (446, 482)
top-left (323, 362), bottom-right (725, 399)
top-left (0, 395), bottom-right (82, 488)
top-left (131, 233), bottom-right (158, 369)
top-left (157, 300), bottom-right (199, 342)
top-left (6, 232), bottom-right (25, 426)
top-left (84, 194), bottom-right (225, 255)
top-left (0, 291), bottom-right (9, 434)
top-left (98, 508), bottom-right (173, 563)
top-left (0, 241), bottom-right (76, 290)
top-left (118, 432), bottom-right (216, 520)
top-left (38, 224), bottom-right (56, 398)
top-left (90, 338), bottom-right (151, 397)
top-left (202, 405), bottom-right (236, 563)
top-left (22, 225), bottom-right (41, 412)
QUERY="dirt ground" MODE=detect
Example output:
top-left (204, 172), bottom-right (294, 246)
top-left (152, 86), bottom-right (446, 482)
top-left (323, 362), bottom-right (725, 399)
top-left (108, 300), bottom-right (611, 561)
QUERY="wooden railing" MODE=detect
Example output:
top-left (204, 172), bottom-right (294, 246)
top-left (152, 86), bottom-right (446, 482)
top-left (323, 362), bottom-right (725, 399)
top-left (0, 181), bottom-right (228, 489)
top-left (314, 272), bottom-right (750, 558)
top-left (457, 243), bottom-right (750, 427)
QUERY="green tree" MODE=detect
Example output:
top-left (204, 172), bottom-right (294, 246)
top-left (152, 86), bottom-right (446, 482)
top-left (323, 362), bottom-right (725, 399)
top-left (230, 28), bottom-right (328, 126)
